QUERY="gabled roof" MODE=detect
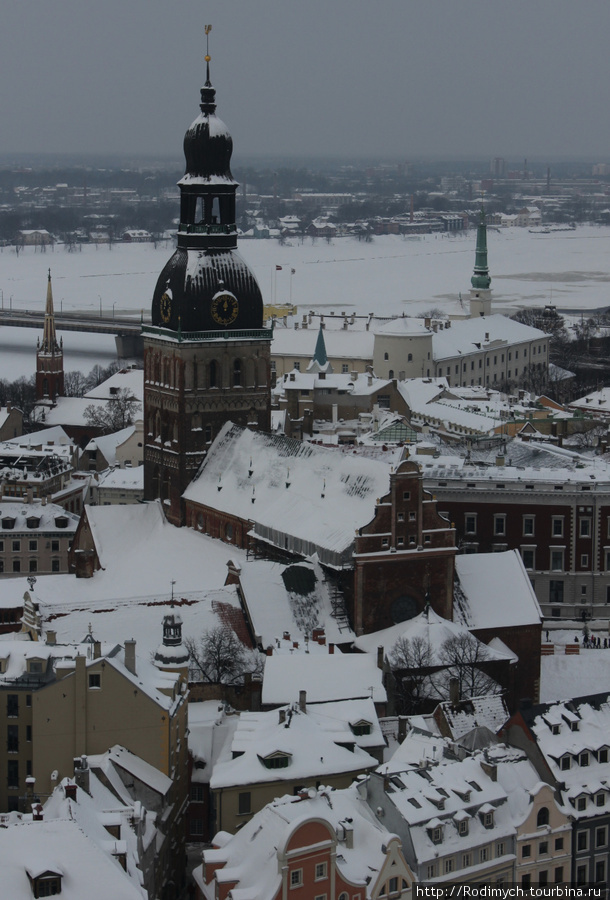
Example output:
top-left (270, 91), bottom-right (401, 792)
top-left (262, 652), bottom-right (386, 706)
top-left (184, 422), bottom-right (392, 567)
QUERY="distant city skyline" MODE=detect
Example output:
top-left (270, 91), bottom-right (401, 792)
top-left (2, 1), bottom-right (610, 162)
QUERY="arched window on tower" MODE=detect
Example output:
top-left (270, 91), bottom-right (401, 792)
top-left (209, 360), bottom-right (218, 388)
top-left (233, 359), bottom-right (242, 387)
top-left (43, 378), bottom-right (49, 397)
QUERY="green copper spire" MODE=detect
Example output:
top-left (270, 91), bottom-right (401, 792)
top-left (313, 324), bottom-right (329, 367)
top-left (471, 210), bottom-right (491, 290)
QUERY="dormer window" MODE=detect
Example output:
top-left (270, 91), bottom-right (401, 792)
top-left (560, 755), bottom-right (571, 771)
top-left (54, 516), bottom-right (69, 529)
top-left (259, 751), bottom-right (291, 770)
top-left (479, 804), bottom-right (495, 828)
top-left (577, 796), bottom-right (587, 812)
top-left (1, 517), bottom-right (15, 530)
top-left (599, 748), bottom-right (609, 764)
top-left (27, 868), bottom-right (63, 897)
top-left (431, 826), bottom-right (443, 844)
top-left (580, 751), bottom-right (589, 767)
top-left (570, 721), bottom-right (579, 732)
top-left (351, 720), bottom-right (372, 736)
top-left (26, 517), bottom-right (41, 530)
top-left (551, 724), bottom-right (560, 735)
top-left (27, 659), bottom-right (44, 675)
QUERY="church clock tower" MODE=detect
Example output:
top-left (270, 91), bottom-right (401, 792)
top-left (143, 39), bottom-right (272, 525)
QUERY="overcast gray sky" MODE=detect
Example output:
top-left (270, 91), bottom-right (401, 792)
top-left (2, 0), bottom-right (610, 162)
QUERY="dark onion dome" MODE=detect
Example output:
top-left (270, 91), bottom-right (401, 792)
top-left (181, 78), bottom-right (237, 185)
top-left (151, 248), bottom-right (264, 332)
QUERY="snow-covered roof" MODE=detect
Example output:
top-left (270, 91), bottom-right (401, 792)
top-left (353, 607), bottom-right (513, 664)
top-left (188, 702), bottom-right (240, 784)
top-left (94, 465), bottom-right (143, 490)
top-left (454, 550), bottom-right (543, 629)
top-left (4, 426), bottom-right (73, 448)
top-left (527, 696), bottom-right (610, 817)
top-left (236, 557), bottom-right (355, 647)
top-left (374, 317), bottom-right (432, 337)
top-left (210, 706), bottom-right (378, 790)
top-left (85, 425), bottom-right (135, 465)
top-left (279, 369), bottom-right (392, 396)
top-left (0, 818), bottom-right (145, 900)
top-left (436, 695), bottom-right (510, 740)
top-left (432, 315), bottom-right (546, 362)
top-left (84, 368), bottom-right (143, 404)
top-left (272, 327), bottom-right (374, 361)
top-left (199, 784), bottom-right (402, 899)
top-left (184, 422), bottom-right (392, 567)
top-left (261, 652), bottom-right (386, 706)
top-left (0, 499), bottom-right (79, 533)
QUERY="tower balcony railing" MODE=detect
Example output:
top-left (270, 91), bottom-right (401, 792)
top-left (142, 325), bottom-right (273, 343)
top-left (179, 223), bottom-right (236, 235)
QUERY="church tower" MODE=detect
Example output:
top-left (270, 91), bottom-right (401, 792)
top-left (36, 270), bottom-right (64, 402)
top-left (469, 210), bottom-right (492, 318)
top-left (143, 39), bottom-right (272, 525)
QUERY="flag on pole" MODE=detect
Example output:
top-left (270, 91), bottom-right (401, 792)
top-left (276, 265), bottom-right (282, 271)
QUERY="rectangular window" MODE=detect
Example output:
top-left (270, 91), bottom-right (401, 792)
top-left (539, 841), bottom-right (548, 855)
top-left (427, 865), bottom-right (436, 879)
top-left (523, 516), bottom-right (535, 536)
top-left (342, 364), bottom-right (349, 374)
top-left (581, 554), bottom-right (589, 568)
top-left (7, 724), bottom-right (18, 752)
top-left (600, 748), bottom-right (608, 763)
top-left (554, 867), bottom-right (564, 884)
top-left (539, 871), bottom-right (548, 887)
top-left (238, 791), bottom-right (251, 815)
top-left (494, 515), bottom-right (506, 536)
top-left (465, 514), bottom-right (477, 534)
top-left (444, 859), bottom-right (454, 874)
top-left (29, 560), bottom-right (37, 573)
top-left (52, 559), bottom-right (60, 573)
top-left (12, 540), bottom-right (20, 552)
top-left (596, 792), bottom-right (606, 807)
top-left (462, 853), bottom-right (471, 868)
top-left (596, 826), bottom-right (607, 848)
top-left (577, 865), bottom-right (587, 885)
top-left (12, 560), bottom-right (20, 573)
top-left (550, 580), bottom-right (564, 603)
top-left (580, 518), bottom-right (591, 538)
top-left (595, 860), bottom-right (606, 884)
top-left (293, 362), bottom-right (300, 372)
top-left (88, 673), bottom-right (101, 689)
top-left (555, 838), bottom-right (564, 851)
top-left (577, 797), bottom-right (587, 811)
top-left (28, 540), bottom-right (37, 551)
top-left (550, 549), bottom-right (564, 571)
top-left (552, 517), bottom-right (564, 537)
top-left (7, 695), bottom-right (18, 717)
top-left (479, 847), bottom-right (488, 862)
top-left (496, 842), bottom-right (504, 857)
top-left (315, 863), bottom-right (327, 881)
top-left (577, 831), bottom-right (588, 851)
top-left (7, 760), bottom-right (18, 788)
top-left (290, 869), bottom-right (303, 888)
top-left (522, 844), bottom-right (531, 858)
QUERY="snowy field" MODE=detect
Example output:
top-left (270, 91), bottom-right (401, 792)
top-left (2, 224), bottom-right (610, 379)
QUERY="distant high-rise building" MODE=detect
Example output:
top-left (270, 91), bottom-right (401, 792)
top-left (143, 53), bottom-right (272, 525)
top-left (490, 157), bottom-right (506, 178)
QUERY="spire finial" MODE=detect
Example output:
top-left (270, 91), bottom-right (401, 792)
top-left (48, 268), bottom-right (51, 282)
top-left (205, 24), bottom-right (212, 85)
top-left (471, 209), bottom-right (491, 291)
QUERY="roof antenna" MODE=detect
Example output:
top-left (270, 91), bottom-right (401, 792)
top-left (205, 24), bottom-right (212, 85)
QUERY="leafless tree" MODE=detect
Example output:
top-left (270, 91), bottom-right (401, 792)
top-left (185, 626), bottom-right (263, 684)
top-left (437, 633), bottom-right (500, 701)
top-left (63, 370), bottom-right (88, 397)
top-left (83, 388), bottom-right (140, 434)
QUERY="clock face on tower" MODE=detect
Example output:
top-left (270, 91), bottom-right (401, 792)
top-left (211, 291), bottom-right (239, 326)
top-left (160, 290), bottom-right (172, 324)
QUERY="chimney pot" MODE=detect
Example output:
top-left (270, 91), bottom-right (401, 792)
top-left (299, 690), bottom-right (307, 713)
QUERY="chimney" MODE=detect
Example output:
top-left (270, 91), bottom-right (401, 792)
top-left (449, 677), bottom-right (460, 705)
top-left (279, 708), bottom-right (286, 725)
top-left (344, 822), bottom-right (354, 849)
top-left (398, 716), bottom-right (407, 742)
top-left (74, 755), bottom-right (90, 793)
top-left (328, 642), bottom-right (335, 654)
top-left (377, 646), bottom-right (384, 670)
top-left (64, 781), bottom-right (77, 801)
top-left (93, 641), bottom-right (101, 659)
top-left (6, 402), bottom-right (10, 411)
top-left (124, 639), bottom-right (136, 675)
top-left (46, 630), bottom-right (56, 646)
top-left (480, 759), bottom-right (498, 781)
top-left (266, 644), bottom-right (273, 656)
top-left (299, 690), bottom-right (307, 713)
top-left (225, 559), bottom-right (242, 586)
top-left (32, 803), bottom-right (44, 821)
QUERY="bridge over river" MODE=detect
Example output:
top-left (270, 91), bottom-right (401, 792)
top-left (0, 309), bottom-right (146, 357)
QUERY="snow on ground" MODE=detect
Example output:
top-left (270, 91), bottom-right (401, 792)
top-left (540, 646), bottom-right (610, 701)
top-left (2, 226), bottom-right (610, 379)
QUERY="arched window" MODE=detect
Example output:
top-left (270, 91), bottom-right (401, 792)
top-left (233, 359), bottom-right (242, 387)
top-left (537, 807), bottom-right (550, 827)
top-left (389, 369), bottom-right (394, 379)
top-left (209, 360), bottom-right (218, 388)
top-left (42, 377), bottom-right (49, 397)
top-left (408, 353), bottom-right (413, 362)
top-left (384, 352), bottom-right (389, 360)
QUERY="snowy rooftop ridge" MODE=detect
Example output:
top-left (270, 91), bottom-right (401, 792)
top-left (184, 421), bottom-right (392, 567)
